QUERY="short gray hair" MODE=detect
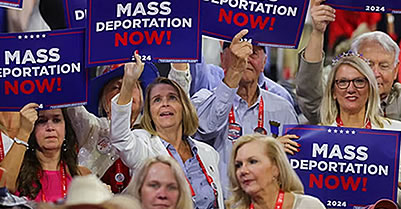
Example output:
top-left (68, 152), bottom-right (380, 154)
top-left (351, 31), bottom-right (400, 67)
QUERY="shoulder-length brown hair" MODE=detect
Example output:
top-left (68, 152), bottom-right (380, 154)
top-left (17, 108), bottom-right (81, 199)
top-left (226, 134), bottom-right (304, 209)
top-left (140, 77), bottom-right (198, 136)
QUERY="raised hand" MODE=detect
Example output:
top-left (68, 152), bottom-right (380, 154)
top-left (124, 51), bottom-right (145, 86)
top-left (223, 29), bottom-right (253, 88)
top-left (118, 51), bottom-right (145, 105)
top-left (311, 0), bottom-right (336, 34)
top-left (18, 103), bottom-right (39, 141)
top-left (277, 134), bottom-right (300, 155)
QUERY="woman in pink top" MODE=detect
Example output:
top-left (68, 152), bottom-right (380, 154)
top-left (15, 106), bottom-right (91, 203)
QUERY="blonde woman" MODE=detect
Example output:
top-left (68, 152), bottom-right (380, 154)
top-left (320, 52), bottom-right (401, 129)
top-left (227, 134), bottom-right (324, 209)
top-left (126, 156), bottom-right (193, 209)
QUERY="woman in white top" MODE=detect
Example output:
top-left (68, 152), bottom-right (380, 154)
top-left (227, 134), bottom-right (325, 209)
top-left (111, 52), bottom-right (224, 209)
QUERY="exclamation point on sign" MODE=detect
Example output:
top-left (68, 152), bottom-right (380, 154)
top-left (166, 31), bottom-right (171, 45)
top-left (269, 17), bottom-right (276, 31)
top-left (361, 177), bottom-right (367, 191)
top-left (57, 78), bottom-right (61, 91)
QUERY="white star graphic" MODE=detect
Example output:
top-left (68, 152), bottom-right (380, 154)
top-left (345, 130), bottom-right (350, 134)
top-left (340, 130), bottom-right (344, 134)
top-left (334, 129), bottom-right (338, 133)
top-left (328, 129), bottom-right (332, 133)
top-left (351, 130), bottom-right (356, 134)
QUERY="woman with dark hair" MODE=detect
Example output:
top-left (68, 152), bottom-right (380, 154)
top-left (16, 107), bottom-right (91, 202)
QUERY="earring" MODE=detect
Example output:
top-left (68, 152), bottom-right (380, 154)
top-left (62, 140), bottom-right (67, 152)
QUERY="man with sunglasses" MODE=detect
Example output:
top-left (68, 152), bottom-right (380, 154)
top-left (296, 0), bottom-right (401, 124)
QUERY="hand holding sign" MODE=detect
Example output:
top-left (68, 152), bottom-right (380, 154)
top-left (277, 134), bottom-right (301, 155)
top-left (223, 29), bottom-right (253, 88)
top-left (118, 51), bottom-right (145, 106)
top-left (18, 103), bottom-right (39, 141)
top-left (311, 0), bottom-right (336, 34)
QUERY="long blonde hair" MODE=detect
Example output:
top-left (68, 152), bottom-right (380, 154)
top-left (320, 55), bottom-right (384, 127)
top-left (226, 134), bottom-right (304, 209)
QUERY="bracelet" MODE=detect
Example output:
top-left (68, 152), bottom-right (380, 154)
top-left (13, 137), bottom-right (29, 148)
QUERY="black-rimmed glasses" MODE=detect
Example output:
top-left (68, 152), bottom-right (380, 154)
top-left (335, 78), bottom-right (368, 89)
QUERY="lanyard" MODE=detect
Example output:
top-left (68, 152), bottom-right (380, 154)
top-left (166, 149), bottom-right (195, 196)
top-left (249, 189), bottom-right (284, 209)
top-left (167, 148), bottom-right (219, 208)
top-left (228, 97), bottom-right (265, 129)
top-left (41, 161), bottom-right (67, 202)
top-left (336, 115), bottom-right (372, 129)
top-left (0, 132), bottom-right (4, 162)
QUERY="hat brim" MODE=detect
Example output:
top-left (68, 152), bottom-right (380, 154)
top-left (86, 63), bottom-right (159, 116)
top-left (368, 199), bottom-right (398, 209)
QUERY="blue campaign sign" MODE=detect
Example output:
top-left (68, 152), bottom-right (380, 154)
top-left (324, 0), bottom-right (401, 14)
top-left (0, 28), bottom-right (88, 111)
top-left (86, 0), bottom-right (201, 67)
top-left (0, 0), bottom-right (23, 9)
top-left (202, 0), bottom-right (309, 49)
top-left (63, 0), bottom-right (87, 28)
top-left (284, 125), bottom-right (401, 208)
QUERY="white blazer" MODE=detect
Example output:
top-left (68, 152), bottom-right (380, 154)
top-left (110, 95), bottom-right (225, 209)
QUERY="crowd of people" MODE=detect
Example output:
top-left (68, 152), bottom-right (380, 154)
top-left (1, 0), bottom-right (401, 209)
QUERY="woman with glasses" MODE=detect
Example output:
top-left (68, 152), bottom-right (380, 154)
top-left (320, 51), bottom-right (401, 129)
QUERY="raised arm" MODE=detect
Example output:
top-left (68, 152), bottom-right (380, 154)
top-left (1, 103), bottom-right (38, 192)
top-left (111, 52), bottom-right (150, 169)
top-left (118, 51), bottom-right (144, 106)
top-left (192, 29), bottom-right (252, 142)
top-left (296, 0), bottom-right (335, 124)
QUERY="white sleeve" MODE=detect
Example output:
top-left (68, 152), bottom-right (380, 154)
top-left (1, 132), bottom-right (14, 156)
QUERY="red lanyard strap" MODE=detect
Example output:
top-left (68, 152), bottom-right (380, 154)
top-left (257, 97), bottom-right (264, 128)
top-left (167, 147), bottom-right (219, 208)
top-left (0, 132), bottom-right (4, 162)
top-left (228, 97), bottom-right (265, 128)
top-left (195, 154), bottom-right (219, 208)
top-left (249, 189), bottom-right (284, 209)
top-left (229, 106), bottom-right (236, 124)
top-left (166, 149), bottom-right (195, 196)
top-left (41, 161), bottom-right (67, 202)
top-left (336, 115), bottom-right (372, 129)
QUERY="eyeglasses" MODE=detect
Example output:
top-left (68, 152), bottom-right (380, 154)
top-left (335, 78), bottom-right (368, 89)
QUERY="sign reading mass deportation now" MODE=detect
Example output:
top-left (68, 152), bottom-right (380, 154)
top-left (0, 28), bottom-right (88, 111)
top-left (284, 125), bottom-right (401, 208)
top-left (0, 0), bottom-right (23, 9)
top-left (86, 0), bottom-right (201, 67)
top-left (202, 0), bottom-right (309, 48)
top-left (63, 0), bottom-right (87, 28)
top-left (324, 0), bottom-right (401, 14)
